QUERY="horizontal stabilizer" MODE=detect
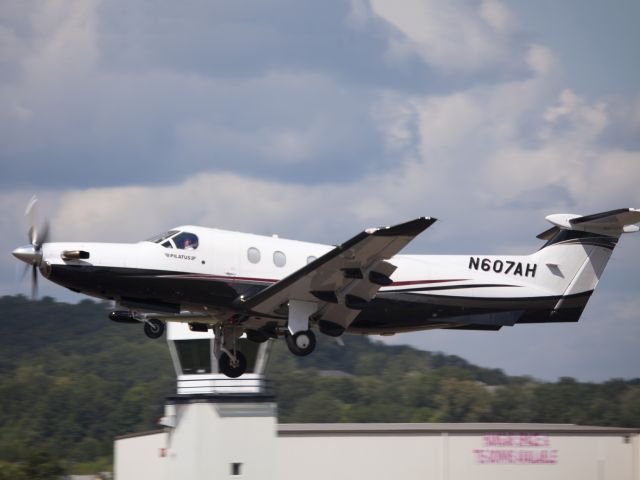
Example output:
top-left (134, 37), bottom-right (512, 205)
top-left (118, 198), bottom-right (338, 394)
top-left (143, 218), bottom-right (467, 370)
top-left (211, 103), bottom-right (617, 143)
top-left (543, 208), bottom-right (640, 236)
top-left (536, 226), bottom-right (559, 240)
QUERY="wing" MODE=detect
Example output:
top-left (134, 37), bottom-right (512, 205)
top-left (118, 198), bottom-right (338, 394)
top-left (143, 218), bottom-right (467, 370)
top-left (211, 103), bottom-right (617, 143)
top-left (239, 217), bottom-right (436, 332)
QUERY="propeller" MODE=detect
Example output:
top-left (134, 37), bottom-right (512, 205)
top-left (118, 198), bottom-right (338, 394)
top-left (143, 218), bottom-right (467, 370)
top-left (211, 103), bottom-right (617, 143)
top-left (13, 196), bottom-right (50, 299)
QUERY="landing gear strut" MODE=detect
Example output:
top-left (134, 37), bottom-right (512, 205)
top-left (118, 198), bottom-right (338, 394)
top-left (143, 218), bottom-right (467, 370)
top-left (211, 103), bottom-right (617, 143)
top-left (214, 324), bottom-right (248, 378)
top-left (143, 318), bottom-right (165, 339)
top-left (218, 351), bottom-right (247, 378)
top-left (286, 329), bottom-right (316, 356)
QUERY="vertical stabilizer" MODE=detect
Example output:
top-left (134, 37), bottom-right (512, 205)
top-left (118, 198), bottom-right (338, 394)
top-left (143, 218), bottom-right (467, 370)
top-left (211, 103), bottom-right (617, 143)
top-left (529, 208), bottom-right (639, 319)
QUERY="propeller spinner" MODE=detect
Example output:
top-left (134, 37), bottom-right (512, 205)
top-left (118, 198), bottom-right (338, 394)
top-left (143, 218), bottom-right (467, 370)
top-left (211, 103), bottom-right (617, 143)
top-left (12, 196), bottom-right (50, 299)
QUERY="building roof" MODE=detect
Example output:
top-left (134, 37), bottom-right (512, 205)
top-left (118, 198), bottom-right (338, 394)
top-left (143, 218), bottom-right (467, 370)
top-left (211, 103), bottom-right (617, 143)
top-left (278, 423), bottom-right (640, 435)
top-left (115, 429), bottom-right (165, 440)
top-left (115, 423), bottom-right (640, 441)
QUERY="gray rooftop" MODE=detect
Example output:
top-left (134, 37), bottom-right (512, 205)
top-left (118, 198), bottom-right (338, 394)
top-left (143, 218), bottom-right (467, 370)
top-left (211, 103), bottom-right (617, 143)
top-left (278, 423), bottom-right (640, 435)
top-left (115, 423), bottom-right (640, 441)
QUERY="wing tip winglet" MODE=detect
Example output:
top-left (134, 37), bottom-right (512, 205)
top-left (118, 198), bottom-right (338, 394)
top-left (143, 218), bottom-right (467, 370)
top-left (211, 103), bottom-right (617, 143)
top-left (373, 217), bottom-right (437, 237)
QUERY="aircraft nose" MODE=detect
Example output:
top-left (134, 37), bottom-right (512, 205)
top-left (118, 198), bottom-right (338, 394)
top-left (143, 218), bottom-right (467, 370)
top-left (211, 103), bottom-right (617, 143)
top-left (12, 245), bottom-right (42, 266)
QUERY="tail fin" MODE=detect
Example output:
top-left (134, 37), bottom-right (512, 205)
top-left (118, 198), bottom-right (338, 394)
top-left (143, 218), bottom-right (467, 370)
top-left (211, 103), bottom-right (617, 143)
top-left (528, 208), bottom-right (640, 321)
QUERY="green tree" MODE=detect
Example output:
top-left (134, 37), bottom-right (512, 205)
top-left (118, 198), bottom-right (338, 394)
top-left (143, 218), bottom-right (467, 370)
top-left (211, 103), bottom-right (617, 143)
top-left (21, 449), bottom-right (66, 480)
top-left (290, 391), bottom-right (342, 423)
top-left (1, 294), bottom-right (639, 471)
top-left (619, 386), bottom-right (640, 427)
top-left (0, 461), bottom-right (27, 480)
top-left (435, 379), bottom-right (492, 422)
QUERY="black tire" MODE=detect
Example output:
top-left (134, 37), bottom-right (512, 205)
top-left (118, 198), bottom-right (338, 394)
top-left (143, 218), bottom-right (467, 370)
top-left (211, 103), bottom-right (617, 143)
top-left (143, 319), bottom-right (165, 339)
top-left (218, 351), bottom-right (247, 378)
top-left (285, 330), bottom-right (316, 356)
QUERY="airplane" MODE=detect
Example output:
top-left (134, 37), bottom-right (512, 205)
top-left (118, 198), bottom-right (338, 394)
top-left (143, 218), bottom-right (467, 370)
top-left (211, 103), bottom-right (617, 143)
top-left (12, 199), bottom-right (640, 378)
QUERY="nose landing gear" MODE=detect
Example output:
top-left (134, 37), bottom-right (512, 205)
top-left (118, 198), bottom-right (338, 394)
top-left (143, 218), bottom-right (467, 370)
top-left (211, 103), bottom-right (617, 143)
top-left (218, 350), bottom-right (248, 378)
top-left (143, 318), bottom-right (165, 339)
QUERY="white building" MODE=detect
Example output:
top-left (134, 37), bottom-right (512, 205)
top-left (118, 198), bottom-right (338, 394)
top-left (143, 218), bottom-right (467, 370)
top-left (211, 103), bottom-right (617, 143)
top-left (115, 421), bottom-right (640, 480)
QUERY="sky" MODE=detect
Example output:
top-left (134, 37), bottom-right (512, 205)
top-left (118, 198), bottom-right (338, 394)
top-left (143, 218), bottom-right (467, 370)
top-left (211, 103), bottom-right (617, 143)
top-left (1, 0), bottom-right (639, 382)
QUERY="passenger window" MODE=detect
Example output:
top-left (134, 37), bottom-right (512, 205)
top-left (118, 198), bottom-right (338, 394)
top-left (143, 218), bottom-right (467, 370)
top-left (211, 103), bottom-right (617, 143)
top-left (273, 251), bottom-right (286, 267)
top-left (306, 256), bottom-right (317, 264)
top-left (247, 247), bottom-right (261, 264)
top-left (173, 232), bottom-right (199, 250)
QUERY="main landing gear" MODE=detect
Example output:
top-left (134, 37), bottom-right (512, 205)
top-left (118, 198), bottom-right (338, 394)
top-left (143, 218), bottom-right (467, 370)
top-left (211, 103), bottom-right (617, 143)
top-left (285, 300), bottom-right (318, 357)
top-left (285, 329), bottom-right (316, 356)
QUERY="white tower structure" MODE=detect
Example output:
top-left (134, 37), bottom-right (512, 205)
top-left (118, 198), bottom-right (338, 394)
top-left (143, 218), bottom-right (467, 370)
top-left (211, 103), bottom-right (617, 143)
top-left (158, 323), bottom-right (276, 480)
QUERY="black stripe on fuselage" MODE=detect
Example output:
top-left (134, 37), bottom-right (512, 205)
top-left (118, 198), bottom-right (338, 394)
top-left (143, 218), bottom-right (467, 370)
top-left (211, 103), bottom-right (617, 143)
top-left (541, 229), bottom-right (618, 250)
top-left (350, 290), bottom-right (593, 333)
top-left (47, 265), bottom-right (267, 307)
top-left (387, 283), bottom-right (520, 293)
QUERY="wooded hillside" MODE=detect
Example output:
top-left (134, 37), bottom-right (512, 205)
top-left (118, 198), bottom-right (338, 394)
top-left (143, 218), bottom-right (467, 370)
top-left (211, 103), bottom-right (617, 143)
top-left (0, 295), bottom-right (638, 475)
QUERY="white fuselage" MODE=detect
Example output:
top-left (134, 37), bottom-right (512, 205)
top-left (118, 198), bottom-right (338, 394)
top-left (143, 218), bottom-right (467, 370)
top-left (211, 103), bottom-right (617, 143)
top-left (36, 223), bottom-right (609, 334)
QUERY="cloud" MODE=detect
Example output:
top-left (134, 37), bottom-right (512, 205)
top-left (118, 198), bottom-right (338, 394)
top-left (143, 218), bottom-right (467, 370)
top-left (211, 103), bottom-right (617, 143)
top-left (370, 0), bottom-right (524, 76)
top-left (1, 0), bottom-right (639, 381)
top-left (95, 0), bottom-right (419, 85)
top-left (481, 89), bottom-right (640, 211)
top-left (0, 0), bottom-right (544, 191)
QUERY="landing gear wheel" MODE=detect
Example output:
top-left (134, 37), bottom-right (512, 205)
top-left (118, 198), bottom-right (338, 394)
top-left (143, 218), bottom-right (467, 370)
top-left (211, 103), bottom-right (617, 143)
top-left (286, 330), bottom-right (316, 356)
top-left (218, 351), bottom-right (247, 378)
top-left (143, 319), bottom-right (165, 339)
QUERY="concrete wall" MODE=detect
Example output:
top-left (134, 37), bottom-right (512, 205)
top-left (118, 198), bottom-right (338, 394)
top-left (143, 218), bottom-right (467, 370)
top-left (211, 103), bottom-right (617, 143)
top-left (114, 431), bottom-right (167, 480)
top-left (115, 424), bottom-right (640, 480)
top-left (276, 430), bottom-right (639, 480)
top-left (164, 402), bottom-right (277, 480)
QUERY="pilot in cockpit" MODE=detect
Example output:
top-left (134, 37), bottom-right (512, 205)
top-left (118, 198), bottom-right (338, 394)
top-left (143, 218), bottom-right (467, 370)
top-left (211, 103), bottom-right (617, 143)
top-left (179, 233), bottom-right (198, 250)
top-left (149, 230), bottom-right (198, 250)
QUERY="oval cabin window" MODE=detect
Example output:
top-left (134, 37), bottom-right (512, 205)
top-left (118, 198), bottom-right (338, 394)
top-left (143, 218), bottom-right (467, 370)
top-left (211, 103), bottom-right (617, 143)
top-left (273, 251), bottom-right (286, 267)
top-left (247, 247), bottom-right (261, 264)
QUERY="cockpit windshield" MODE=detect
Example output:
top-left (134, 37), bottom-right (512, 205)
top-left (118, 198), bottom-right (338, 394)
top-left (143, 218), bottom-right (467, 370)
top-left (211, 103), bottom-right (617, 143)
top-left (146, 230), bottom-right (199, 250)
top-left (146, 230), bottom-right (179, 243)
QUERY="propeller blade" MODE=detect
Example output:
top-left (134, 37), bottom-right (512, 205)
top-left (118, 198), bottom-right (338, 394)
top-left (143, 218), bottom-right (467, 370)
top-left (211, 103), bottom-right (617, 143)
top-left (24, 196), bottom-right (50, 248)
top-left (20, 263), bottom-right (30, 282)
top-left (31, 265), bottom-right (38, 300)
top-left (36, 220), bottom-right (50, 247)
top-left (25, 195), bottom-right (38, 220)
top-left (28, 226), bottom-right (36, 245)
top-left (20, 196), bottom-right (48, 300)
top-left (26, 196), bottom-right (38, 243)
